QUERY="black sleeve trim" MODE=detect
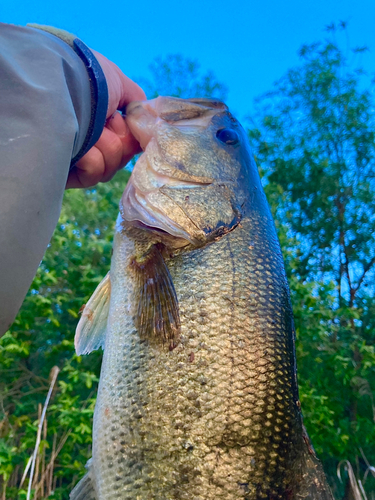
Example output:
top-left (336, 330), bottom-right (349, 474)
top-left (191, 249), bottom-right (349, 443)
top-left (70, 39), bottom-right (108, 167)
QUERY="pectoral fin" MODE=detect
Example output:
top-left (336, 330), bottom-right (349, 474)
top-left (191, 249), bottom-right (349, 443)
top-left (70, 467), bottom-right (97, 500)
top-left (75, 273), bottom-right (111, 355)
top-left (132, 244), bottom-right (180, 349)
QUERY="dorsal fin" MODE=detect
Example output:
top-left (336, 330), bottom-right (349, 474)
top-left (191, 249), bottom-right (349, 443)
top-left (75, 273), bottom-right (111, 355)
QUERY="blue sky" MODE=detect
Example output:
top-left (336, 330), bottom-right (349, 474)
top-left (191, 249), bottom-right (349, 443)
top-left (2, 0), bottom-right (375, 120)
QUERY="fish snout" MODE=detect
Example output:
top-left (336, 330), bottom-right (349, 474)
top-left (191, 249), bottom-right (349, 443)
top-left (125, 100), bottom-right (160, 150)
top-left (125, 99), bottom-right (159, 119)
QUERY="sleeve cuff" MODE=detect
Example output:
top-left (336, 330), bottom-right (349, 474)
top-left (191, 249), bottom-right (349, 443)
top-left (70, 39), bottom-right (108, 166)
top-left (27, 24), bottom-right (109, 167)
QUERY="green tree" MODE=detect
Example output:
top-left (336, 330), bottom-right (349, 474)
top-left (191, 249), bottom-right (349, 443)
top-left (138, 53), bottom-right (228, 99)
top-left (248, 23), bottom-right (375, 497)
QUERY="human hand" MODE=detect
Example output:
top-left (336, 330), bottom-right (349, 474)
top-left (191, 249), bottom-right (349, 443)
top-left (66, 51), bottom-right (146, 189)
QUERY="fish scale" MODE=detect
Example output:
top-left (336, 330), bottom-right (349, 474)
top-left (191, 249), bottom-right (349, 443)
top-left (71, 97), bottom-right (333, 500)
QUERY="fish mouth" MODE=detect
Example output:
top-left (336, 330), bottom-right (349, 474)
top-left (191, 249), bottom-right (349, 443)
top-left (125, 97), bottom-right (226, 149)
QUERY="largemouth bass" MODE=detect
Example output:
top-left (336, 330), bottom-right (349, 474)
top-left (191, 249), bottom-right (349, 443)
top-left (71, 97), bottom-right (333, 500)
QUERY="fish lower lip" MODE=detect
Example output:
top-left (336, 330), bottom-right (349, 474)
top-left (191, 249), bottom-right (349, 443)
top-left (131, 220), bottom-right (171, 235)
top-left (124, 102), bottom-right (142, 116)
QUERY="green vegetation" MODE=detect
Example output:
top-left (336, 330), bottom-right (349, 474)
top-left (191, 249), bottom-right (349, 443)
top-left (137, 53), bottom-right (228, 101)
top-left (248, 23), bottom-right (375, 498)
top-left (1, 25), bottom-right (374, 499)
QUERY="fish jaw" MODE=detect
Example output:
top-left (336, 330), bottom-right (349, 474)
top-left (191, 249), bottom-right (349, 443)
top-left (122, 97), bottom-right (248, 247)
top-left (125, 97), bottom-right (224, 150)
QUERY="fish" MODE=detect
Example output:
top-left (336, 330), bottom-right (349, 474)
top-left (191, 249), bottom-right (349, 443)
top-left (70, 97), bottom-right (333, 500)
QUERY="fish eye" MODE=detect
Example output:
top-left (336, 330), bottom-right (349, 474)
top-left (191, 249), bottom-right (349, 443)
top-left (216, 128), bottom-right (240, 145)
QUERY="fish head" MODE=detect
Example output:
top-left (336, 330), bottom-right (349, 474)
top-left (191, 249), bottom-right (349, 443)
top-left (122, 96), bottom-right (255, 248)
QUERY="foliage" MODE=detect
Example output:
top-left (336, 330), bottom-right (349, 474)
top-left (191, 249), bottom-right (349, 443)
top-left (138, 53), bottom-right (228, 100)
top-left (248, 24), bottom-right (375, 497)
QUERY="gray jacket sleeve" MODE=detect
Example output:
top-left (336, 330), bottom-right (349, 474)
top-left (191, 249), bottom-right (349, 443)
top-left (0, 24), bottom-right (96, 335)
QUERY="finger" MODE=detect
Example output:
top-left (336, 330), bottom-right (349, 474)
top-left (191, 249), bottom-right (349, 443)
top-left (106, 111), bottom-right (128, 137)
top-left (66, 167), bottom-right (82, 189)
top-left (66, 146), bottom-right (105, 189)
top-left (94, 127), bottom-right (123, 182)
top-left (106, 113), bottom-right (143, 161)
top-left (66, 115), bottom-right (142, 189)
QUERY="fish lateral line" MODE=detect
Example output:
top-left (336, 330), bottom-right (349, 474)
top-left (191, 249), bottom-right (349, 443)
top-left (130, 243), bottom-right (181, 350)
